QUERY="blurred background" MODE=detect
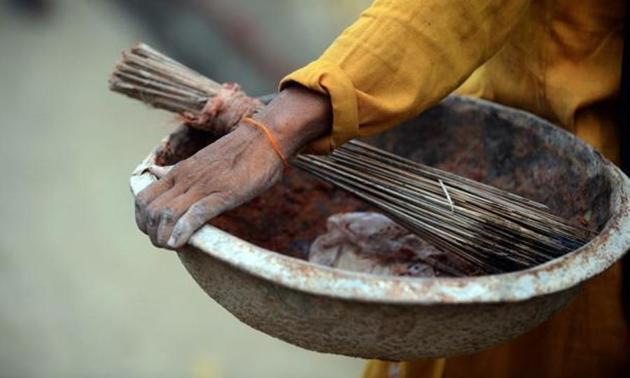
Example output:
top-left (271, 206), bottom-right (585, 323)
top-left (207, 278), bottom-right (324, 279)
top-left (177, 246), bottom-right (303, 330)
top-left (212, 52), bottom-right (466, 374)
top-left (0, 0), bottom-right (372, 376)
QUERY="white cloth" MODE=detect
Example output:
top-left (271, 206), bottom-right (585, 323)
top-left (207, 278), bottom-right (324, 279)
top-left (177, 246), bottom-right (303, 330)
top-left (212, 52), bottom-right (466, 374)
top-left (309, 212), bottom-right (452, 277)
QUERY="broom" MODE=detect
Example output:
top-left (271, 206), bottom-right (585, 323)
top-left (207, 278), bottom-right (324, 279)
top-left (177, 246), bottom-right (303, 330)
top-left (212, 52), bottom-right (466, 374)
top-left (110, 43), bottom-right (594, 275)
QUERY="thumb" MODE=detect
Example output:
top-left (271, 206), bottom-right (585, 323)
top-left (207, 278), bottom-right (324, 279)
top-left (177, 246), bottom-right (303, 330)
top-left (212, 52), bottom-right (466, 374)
top-left (167, 193), bottom-right (233, 248)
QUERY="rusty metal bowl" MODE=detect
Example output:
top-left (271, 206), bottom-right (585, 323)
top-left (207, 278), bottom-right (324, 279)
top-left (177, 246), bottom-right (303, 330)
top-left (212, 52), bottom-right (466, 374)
top-left (130, 96), bottom-right (630, 360)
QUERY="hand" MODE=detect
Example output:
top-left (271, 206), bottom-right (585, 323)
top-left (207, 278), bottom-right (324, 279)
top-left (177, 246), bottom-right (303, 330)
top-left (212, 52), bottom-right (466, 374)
top-left (135, 86), bottom-right (331, 249)
top-left (135, 124), bottom-right (283, 248)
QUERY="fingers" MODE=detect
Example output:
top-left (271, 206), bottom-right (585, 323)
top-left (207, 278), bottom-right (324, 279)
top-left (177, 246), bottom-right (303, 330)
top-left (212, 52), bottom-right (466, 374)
top-left (135, 164), bottom-right (175, 235)
top-left (154, 191), bottom-right (202, 247)
top-left (167, 193), bottom-right (233, 248)
top-left (135, 176), bottom-right (174, 234)
top-left (143, 187), bottom-right (183, 246)
top-left (134, 121), bottom-right (287, 250)
top-left (142, 185), bottom-right (204, 248)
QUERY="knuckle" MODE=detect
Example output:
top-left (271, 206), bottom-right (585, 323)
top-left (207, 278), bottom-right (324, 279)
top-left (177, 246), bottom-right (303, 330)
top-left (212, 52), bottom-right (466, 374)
top-left (146, 204), bottom-right (162, 225)
top-left (189, 202), bottom-right (208, 219)
top-left (213, 192), bottom-right (232, 208)
top-left (135, 194), bottom-right (149, 209)
top-left (160, 175), bottom-right (175, 188)
top-left (160, 208), bottom-right (175, 224)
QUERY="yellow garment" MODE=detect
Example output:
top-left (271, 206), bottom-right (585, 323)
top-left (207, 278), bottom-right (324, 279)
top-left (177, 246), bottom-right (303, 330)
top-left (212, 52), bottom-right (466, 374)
top-left (280, 0), bottom-right (623, 159)
top-left (281, 0), bottom-right (628, 377)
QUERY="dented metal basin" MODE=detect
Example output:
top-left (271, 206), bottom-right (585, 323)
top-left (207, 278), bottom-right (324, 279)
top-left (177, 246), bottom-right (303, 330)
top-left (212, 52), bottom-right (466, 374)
top-left (129, 96), bottom-right (630, 360)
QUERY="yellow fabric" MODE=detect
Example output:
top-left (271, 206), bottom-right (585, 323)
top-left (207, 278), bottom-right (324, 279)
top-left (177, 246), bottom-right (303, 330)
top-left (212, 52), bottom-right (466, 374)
top-left (280, 0), bottom-right (627, 377)
top-left (363, 358), bottom-right (445, 378)
top-left (282, 0), bottom-right (531, 152)
top-left (280, 0), bottom-right (623, 159)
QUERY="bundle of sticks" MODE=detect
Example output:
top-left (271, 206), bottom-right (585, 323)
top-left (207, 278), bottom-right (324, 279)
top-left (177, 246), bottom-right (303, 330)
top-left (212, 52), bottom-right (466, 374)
top-left (110, 43), bottom-right (594, 274)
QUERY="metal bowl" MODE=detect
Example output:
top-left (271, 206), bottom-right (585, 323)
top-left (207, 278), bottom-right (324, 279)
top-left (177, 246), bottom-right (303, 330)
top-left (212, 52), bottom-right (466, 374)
top-left (130, 96), bottom-right (630, 360)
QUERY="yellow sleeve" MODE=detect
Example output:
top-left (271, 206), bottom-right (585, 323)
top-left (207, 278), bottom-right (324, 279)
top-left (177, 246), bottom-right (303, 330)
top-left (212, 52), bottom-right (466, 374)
top-left (280, 0), bottom-right (530, 153)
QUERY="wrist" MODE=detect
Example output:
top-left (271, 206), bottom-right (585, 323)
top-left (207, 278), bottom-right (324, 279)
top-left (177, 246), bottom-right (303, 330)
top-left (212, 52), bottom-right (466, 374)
top-left (254, 85), bottom-right (331, 156)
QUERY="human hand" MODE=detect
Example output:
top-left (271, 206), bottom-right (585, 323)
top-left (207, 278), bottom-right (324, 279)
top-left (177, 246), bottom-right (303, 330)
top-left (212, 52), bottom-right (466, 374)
top-left (135, 86), bottom-right (331, 249)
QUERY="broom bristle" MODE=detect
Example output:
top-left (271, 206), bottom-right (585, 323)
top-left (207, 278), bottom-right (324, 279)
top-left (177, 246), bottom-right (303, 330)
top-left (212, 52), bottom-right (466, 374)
top-left (109, 43), bottom-right (221, 118)
top-left (293, 142), bottom-right (594, 274)
top-left (110, 43), bottom-right (595, 275)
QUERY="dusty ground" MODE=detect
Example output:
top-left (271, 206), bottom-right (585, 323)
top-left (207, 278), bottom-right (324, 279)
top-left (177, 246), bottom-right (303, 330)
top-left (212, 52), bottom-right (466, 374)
top-left (0, 1), bottom-right (364, 377)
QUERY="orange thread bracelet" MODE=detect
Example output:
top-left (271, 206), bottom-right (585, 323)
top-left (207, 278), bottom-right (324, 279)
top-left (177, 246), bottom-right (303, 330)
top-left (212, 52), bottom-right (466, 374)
top-left (241, 117), bottom-right (289, 168)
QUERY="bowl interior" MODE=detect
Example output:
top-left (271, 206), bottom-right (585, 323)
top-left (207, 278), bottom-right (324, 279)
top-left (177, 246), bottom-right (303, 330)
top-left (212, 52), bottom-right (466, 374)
top-left (154, 97), bottom-right (612, 275)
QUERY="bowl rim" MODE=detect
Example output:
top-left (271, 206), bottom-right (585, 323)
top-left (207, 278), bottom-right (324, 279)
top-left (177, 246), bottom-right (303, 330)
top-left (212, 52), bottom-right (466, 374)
top-left (129, 96), bottom-right (630, 305)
